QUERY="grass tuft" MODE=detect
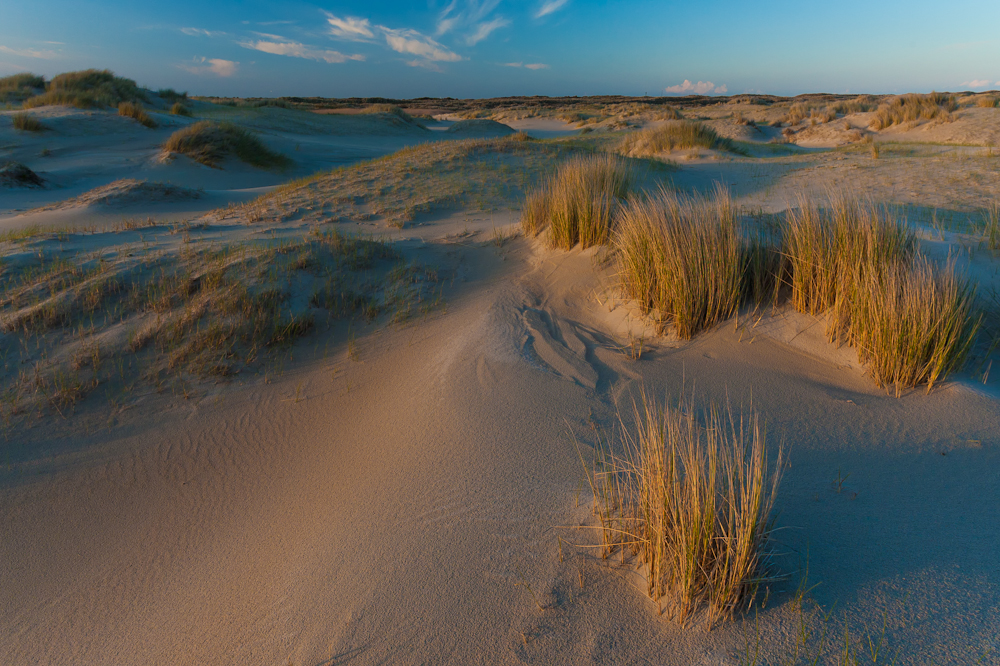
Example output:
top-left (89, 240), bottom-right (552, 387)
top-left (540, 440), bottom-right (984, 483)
top-left (162, 121), bottom-right (290, 170)
top-left (620, 121), bottom-right (747, 156)
top-left (520, 154), bottom-right (632, 249)
top-left (170, 102), bottom-right (192, 117)
top-left (583, 392), bottom-right (783, 628)
top-left (118, 101), bottom-right (156, 128)
top-left (615, 187), bottom-right (771, 338)
top-left (11, 112), bottom-right (46, 132)
top-left (783, 196), bottom-right (979, 394)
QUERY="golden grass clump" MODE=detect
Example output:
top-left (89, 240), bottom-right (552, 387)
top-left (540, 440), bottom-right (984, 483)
top-left (869, 92), bottom-right (957, 130)
top-left (783, 196), bottom-right (979, 394)
top-left (11, 112), bottom-right (46, 132)
top-left (975, 95), bottom-right (999, 108)
top-left (619, 121), bottom-right (746, 156)
top-left (162, 121), bottom-right (290, 170)
top-left (23, 69), bottom-right (147, 109)
top-left (520, 154), bottom-right (632, 249)
top-left (847, 257), bottom-right (980, 394)
top-left (170, 102), bottom-right (192, 117)
top-left (118, 101), bottom-right (156, 128)
top-left (614, 187), bottom-right (749, 339)
top-left (360, 103), bottom-right (426, 127)
top-left (583, 393), bottom-right (783, 628)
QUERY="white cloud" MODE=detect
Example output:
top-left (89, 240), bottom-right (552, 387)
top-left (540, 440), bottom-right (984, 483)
top-left (381, 27), bottom-right (462, 63)
top-left (0, 45), bottom-right (60, 60)
top-left (503, 62), bottom-right (550, 70)
top-left (665, 79), bottom-right (727, 95)
top-left (324, 13), bottom-right (375, 41)
top-left (180, 27), bottom-right (224, 37)
top-left (535, 0), bottom-right (570, 18)
top-left (180, 57), bottom-right (239, 77)
top-left (240, 40), bottom-right (364, 64)
top-left (466, 17), bottom-right (509, 46)
top-left (962, 79), bottom-right (992, 88)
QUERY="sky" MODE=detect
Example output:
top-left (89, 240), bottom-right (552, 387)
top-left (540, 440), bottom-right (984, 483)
top-left (2, 0), bottom-right (1000, 99)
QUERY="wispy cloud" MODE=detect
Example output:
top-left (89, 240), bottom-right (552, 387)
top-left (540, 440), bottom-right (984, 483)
top-left (381, 27), bottom-right (462, 63)
top-left (962, 79), bottom-right (992, 88)
top-left (665, 79), bottom-right (727, 95)
top-left (180, 57), bottom-right (239, 77)
top-left (0, 45), bottom-right (60, 60)
top-left (535, 0), bottom-right (570, 18)
top-left (466, 17), bottom-right (509, 46)
top-left (324, 13), bottom-right (375, 41)
top-left (240, 40), bottom-right (364, 64)
top-left (504, 62), bottom-right (549, 70)
top-left (180, 27), bottom-right (225, 38)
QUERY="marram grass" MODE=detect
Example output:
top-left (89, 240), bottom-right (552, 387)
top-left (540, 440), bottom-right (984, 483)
top-left (520, 153), bottom-right (632, 249)
top-left (581, 392), bottom-right (783, 628)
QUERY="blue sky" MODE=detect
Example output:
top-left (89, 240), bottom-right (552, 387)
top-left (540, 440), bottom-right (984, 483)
top-left (2, 0), bottom-right (999, 98)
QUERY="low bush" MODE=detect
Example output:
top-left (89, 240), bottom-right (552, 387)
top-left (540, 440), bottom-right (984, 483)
top-left (162, 121), bottom-right (290, 169)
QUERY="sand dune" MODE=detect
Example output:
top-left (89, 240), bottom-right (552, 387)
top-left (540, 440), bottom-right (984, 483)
top-left (2, 93), bottom-right (999, 665)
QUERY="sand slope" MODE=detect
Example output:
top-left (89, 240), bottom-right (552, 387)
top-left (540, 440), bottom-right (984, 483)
top-left (2, 234), bottom-right (999, 665)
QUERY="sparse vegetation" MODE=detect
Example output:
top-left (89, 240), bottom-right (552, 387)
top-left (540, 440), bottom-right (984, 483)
top-left (580, 392), bottom-right (782, 628)
top-left (118, 101), bottom-right (156, 128)
top-left (869, 93), bottom-right (957, 130)
top-left (619, 121), bottom-right (747, 156)
top-left (229, 136), bottom-right (565, 228)
top-left (974, 95), bottom-right (999, 108)
top-left (11, 112), bottom-right (46, 132)
top-left (170, 102), bottom-right (192, 117)
top-left (162, 121), bottom-right (290, 169)
top-left (0, 229), bottom-right (440, 422)
top-left (23, 69), bottom-right (148, 109)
